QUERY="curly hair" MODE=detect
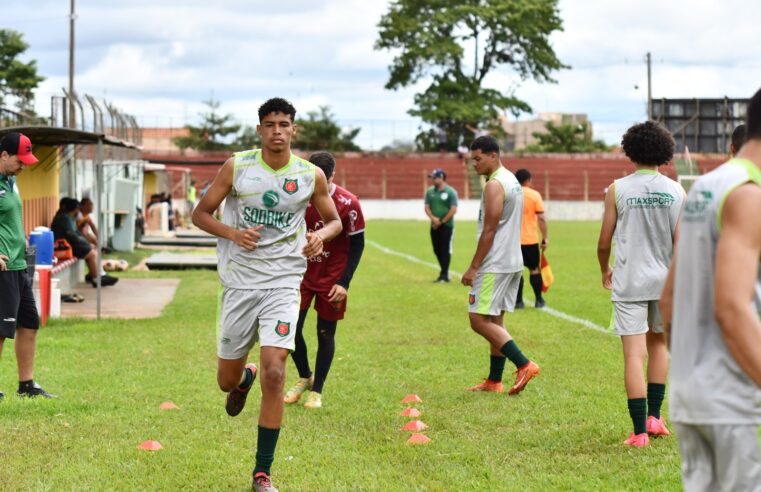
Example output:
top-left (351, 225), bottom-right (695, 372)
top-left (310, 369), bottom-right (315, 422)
top-left (258, 97), bottom-right (296, 122)
top-left (621, 121), bottom-right (674, 166)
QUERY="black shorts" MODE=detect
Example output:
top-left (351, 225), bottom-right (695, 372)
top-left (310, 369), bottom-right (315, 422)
top-left (521, 244), bottom-right (540, 270)
top-left (70, 238), bottom-right (92, 259)
top-left (0, 269), bottom-right (40, 339)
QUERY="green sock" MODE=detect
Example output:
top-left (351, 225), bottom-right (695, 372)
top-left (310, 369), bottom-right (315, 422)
top-left (628, 398), bottom-right (647, 435)
top-left (239, 367), bottom-right (254, 390)
top-left (647, 383), bottom-right (666, 418)
top-left (499, 340), bottom-right (529, 369)
top-left (488, 356), bottom-right (506, 382)
top-left (253, 426), bottom-right (280, 476)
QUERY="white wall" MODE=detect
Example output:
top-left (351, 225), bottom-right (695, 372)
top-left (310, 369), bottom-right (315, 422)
top-left (361, 199), bottom-right (603, 221)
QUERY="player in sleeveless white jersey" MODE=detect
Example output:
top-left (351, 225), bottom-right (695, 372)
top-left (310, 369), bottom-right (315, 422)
top-left (192, 98), bottom-right (342, 492)
top-left (597, 121), bottom-right (685, 447)
top-left (661, 87), bottom-right (761, 491)
top-left (462, 136), bottom-right (540, 396)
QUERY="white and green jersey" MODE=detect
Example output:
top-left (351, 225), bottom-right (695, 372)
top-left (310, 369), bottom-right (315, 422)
top-left (670, 159), bottom-right (761, 424)
top-left (217, 149), bottom-right (316, 290)
top-left (611, 170), bottom-right (684, 301)
top-left (477, 167), bottom-right (523, 273)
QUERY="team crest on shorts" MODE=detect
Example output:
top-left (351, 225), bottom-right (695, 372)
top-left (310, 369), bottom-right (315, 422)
top-left (275, 320), bottom-right (291, 337)
top-left (282, 179), bottom-right (298, 195)
top-left (469, 293), bottom-right (476, 305)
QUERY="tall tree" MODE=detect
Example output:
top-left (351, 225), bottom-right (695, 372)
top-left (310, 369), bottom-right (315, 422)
top-left (524, 121), bottom-right (611, 153)
top-left (376, 0), bottom-right (566, 149)
top-left (295, 106), bottom-right (361, 152)
top-left (173, 99), bottom-right (241, 151)
top-left (0, 29), bottom-right (45, 115)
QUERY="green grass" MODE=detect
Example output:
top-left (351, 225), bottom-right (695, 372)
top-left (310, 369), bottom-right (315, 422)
top-left (0, 220), bottom-right (682, 491)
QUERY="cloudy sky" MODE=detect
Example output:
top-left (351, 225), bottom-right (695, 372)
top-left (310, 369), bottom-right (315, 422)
top-left (5, 0), bottom-right (761, 149)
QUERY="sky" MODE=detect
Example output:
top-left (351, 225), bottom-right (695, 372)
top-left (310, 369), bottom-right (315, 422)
top-left (4, 0), bottom-right (761, 150)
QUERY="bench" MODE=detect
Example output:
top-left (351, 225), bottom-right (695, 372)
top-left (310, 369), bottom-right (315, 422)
top-left (51, 257), bottom-right (84, 293)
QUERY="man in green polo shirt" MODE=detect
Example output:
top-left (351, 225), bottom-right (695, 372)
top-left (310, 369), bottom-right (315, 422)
top-left (424, 168), bottom-right (458, 282)
top-left (0, 132), bottom-right (54, 400)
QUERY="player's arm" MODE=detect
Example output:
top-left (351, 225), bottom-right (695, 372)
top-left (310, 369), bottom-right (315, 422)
top-left (191, 158), bottom-right (262, 250)
top-left (537, 212), bottom-right (548, 250)
top-left (305, 168), bottom-right (341, 258)
top-left (461, 180), bottom-right (503, 286)
top-left (714, 183), bottom-right (761, 386)
top-left (424, 202), bottom-right (441, 228)
top-left (440, 190), bottom-right (458, 225)
top-left (329, 231), bottom-right (365, 304)
top-left (596, 183), bottom-right (616, 290)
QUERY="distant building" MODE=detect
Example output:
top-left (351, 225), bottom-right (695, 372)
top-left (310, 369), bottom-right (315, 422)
top-left (142, 127), bottom-right (196, 155)
top-left (652, 97), bottom-right (748, 154)
top-left (500, 112), bottom-right (590, 151)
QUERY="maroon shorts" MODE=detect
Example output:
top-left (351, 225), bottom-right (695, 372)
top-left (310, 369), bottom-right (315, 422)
top-left (300, 287), bottom-right (346, 321)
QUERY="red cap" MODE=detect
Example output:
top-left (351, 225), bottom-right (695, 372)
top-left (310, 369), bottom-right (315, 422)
top-left (1, 132), bottom-right (38, 165)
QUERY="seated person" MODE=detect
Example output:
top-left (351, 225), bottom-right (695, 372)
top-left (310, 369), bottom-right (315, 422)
top-left (50, 197), bottom-right (118, 287)
top-left (76, 197), bottom-right (98, 247)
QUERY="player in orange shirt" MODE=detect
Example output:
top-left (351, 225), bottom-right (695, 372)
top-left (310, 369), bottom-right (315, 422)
top-left (515, 169), bottom-right (548, 308)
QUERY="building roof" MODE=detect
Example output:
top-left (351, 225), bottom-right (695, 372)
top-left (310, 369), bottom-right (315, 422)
top-left (0, 126), bottom-right (141, 149)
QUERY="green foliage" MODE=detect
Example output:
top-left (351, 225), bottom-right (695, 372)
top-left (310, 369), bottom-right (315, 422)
top-left (524, 121), bottom-right (612, 153)
top-left (0, 29), bottom-right (45, 116)
top-left (376, 0), bottom-right (567, 147)
top-left (295, 106), bottom-right (361, 152)
top-left (232, 125), bottom-right (261, 150)
top-left (172, 99), bottom-right (241, 151)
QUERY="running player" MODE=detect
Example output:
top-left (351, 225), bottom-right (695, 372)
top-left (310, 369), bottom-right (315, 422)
top-left (597, 121), bottom-right (685, 447)
top-left (514, 168), bottom-right (548, 308)
top-left (284, 151), bottom-right (365, 409)
top-left (192, 98), bottom-right (342, 492)
top-left (661, 87), bottom-right (761, 490)
top-left (462, 136), bottom-right (540, 395)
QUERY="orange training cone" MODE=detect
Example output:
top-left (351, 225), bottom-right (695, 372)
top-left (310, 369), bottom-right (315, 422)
top-left (401, 394), bottom-right (422, 404)
top-left (159, 401), bottom-right (179, 410)
top-left (401, 420), bottom-right (428, 432)
top-left (407, 433), bottom-right (431, 445)
top-left (399, 408), bottom-right (421, 417)
top-left (137, 440), bottom-right (163, 451)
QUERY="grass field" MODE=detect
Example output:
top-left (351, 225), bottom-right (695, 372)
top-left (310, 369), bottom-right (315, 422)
top-left (0, 220), bottom-right (684, 491)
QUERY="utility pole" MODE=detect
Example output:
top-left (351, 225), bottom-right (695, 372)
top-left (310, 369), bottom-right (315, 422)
top-left (646, 52), bottom-right (652, 120)
top-left (68, 0), bottom-right (76, 128)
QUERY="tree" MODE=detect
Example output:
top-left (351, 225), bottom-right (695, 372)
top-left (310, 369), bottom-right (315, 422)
top-left (172, 99), bottom-right (241, 151)
top-left (0, 29), bottom-right (45, 116)
top-left (295, 106), bottom-right (361, 151)
top-left (376, 0), bottom-right (566, 149)
top-left (233, 125), bottom-right (261, 150)
top-left (523, 121), bottom-right (611, 153)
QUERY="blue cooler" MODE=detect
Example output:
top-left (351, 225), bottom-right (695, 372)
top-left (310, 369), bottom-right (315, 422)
top-left (29, 227), bottom-right (54, 266)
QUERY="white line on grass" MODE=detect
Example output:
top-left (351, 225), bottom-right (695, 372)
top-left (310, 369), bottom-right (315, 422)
top-left (367, 239), bottom-right (612, 336)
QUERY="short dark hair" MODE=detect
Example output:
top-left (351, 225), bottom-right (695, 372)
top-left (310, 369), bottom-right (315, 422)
top-left (621, 121), bottom-right (674, 166)
top-left (80, 197), bottom-right (93, 206)
top-left (309, 151), bottom-right (336, 179)
top-left (731, 124), bottom-right (747, 152)
top-left (258, 98), bottom-right (296, 122)
top-left (60, 197), bottom-right (79, 213)
top-left (746, 87), bottom-right (761, 140)
top-left (515, 169), bottom-right (532, 184)
top-left (470, 135), bottom-right (500, 154)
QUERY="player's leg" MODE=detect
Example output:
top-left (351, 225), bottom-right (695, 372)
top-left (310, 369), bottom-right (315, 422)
top-left (615, 301), bottom-right (650, 446)
top-left (304, 293), bottom-right (346, 407)
top-left (439, 226), bottom-right (453, 282)
top-left (645, 301), bottom-right (669, 436)
top-left (217, 288), bottom-right (259, 416)
top-left (673, 423), bottom-right (720, 492)
top-left (284, 308), bottom-right (313, 404)
top-left (430, 227), bottom-right (446, 281)
top-left (526, 245), bottom-right (544, 307)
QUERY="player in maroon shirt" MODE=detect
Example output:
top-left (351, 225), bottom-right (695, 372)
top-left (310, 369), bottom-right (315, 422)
top-left (284, 151), bottom-right (365, 409)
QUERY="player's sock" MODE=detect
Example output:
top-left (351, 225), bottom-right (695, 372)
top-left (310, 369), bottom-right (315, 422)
top-left (312, 318), bottom-right (337, 394)
top-left (253, 426), bottom-right (280, 476)
top-left (529, 273), bottom-right (543, 302)
top-left (291, 309), bottom-right (312, 379)
top-left (628, 398), bottom-right (647, 435)
top-left (238, 366), bottom-right (254, 390)
top-left (499, 340), bottom-right (530, 369)
top-left (488, 355), bottom-right (506, 382)
top-left (18, 380), bottom-right (34, 392)
top-left (647, 383), bottom-right (666, 418)
top-left (516, 276), bottom-right (524, 303)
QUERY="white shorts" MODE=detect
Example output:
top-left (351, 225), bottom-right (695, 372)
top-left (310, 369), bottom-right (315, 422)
top-left (217, 287), bottom-right (300, 359)
top-left (674, 423), bottom-right (761, 492)
top-left (612, 300), bottom-right (664, 336)
top-left (468, 271), bottom-right (521, 316)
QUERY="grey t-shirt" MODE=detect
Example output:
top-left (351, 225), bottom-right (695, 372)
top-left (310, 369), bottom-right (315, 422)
top-left (217, 149), bottom-right (316, 290)
top-left (670, 159), bottom-right (761, 424)
top-left (477, 166), bottom-right (523, 273)
top-left (611, 170), bottom-right (684, 301)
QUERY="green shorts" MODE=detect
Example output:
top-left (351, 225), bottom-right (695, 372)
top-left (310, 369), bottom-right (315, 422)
top-left (217, 287), bottom-right (300, 359)
top-left (468, 271), bottom-right (521, 316)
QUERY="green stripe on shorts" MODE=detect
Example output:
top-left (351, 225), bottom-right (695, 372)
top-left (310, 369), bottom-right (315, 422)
top-left (477, 273), bottom-right (495, 314)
